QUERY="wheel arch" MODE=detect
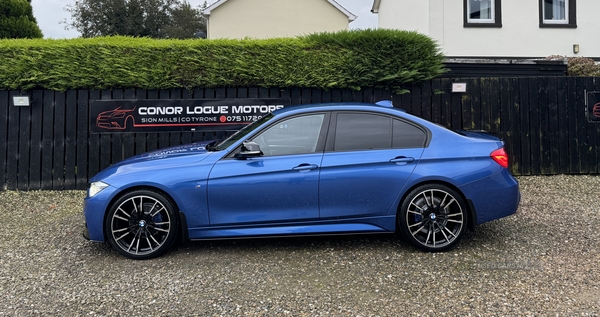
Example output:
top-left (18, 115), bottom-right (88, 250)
top-left (395, 180), bottom-right (476, 232)
top-left (102, 185), bottom-right (187, 242)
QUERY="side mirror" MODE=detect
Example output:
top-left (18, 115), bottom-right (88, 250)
top-left (235, 141), bottom-right (263, 159)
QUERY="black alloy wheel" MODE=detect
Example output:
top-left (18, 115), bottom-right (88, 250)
top-left (105, 190), bottom-right (178, 259)
top-left (399, 184), bottom-right (468, 252)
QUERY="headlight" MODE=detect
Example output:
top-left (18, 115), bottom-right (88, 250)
top-left (89, 181), bottom-right (109, 198)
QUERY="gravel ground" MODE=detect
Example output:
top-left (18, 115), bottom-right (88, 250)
top-left (0, 175), bottom-right (599, 316)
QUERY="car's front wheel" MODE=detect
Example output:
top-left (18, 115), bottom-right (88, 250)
top-left (105, 190), bottom-right (179, 259)
top-left (398, 184), bottom-right (467, 252)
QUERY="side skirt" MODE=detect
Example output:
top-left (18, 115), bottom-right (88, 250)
top-left (187, 216), bottom-right (396, 240)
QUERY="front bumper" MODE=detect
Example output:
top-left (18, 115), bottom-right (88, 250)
top-left (83, 225), bottom-right (90, 240)
top-left (83, 184), bottom-right (120, 242)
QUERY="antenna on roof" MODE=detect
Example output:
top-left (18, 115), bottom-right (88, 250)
top-left (375, 100), bottom-right (393, 108)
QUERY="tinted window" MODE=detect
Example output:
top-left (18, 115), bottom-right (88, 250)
top-left (252, 114), bottom-right (325, 156)
top-left (393, 119), bottom-right (426, 148)
top-left (334, 113), bottom-right (391, 151)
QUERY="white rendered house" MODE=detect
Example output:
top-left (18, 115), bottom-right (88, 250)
top-left (372, 0), bottom-right (599, 58)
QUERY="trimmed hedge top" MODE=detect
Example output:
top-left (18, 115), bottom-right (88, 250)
top-left (0, 29), bottom-right (445, 91)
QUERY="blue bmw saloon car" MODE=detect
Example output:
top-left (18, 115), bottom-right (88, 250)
top-left (83, 102), bottom-right (520, 259)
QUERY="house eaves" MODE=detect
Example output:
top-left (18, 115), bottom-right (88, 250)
top-left (203, 0), bottom-right (357, 22)
top-left (201, 0), bottom-right (227, 15)
top-left (328, 0), bottom-right (357, 22)
top-left (371, 0), bottom-right (381, 14)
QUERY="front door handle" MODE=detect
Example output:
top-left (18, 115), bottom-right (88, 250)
top-left (390, 156), bottom-right (415, 164)
top-left (292, 164), bottom-right (319, 171)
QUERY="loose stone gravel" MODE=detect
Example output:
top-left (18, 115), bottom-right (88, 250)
top-left (0, 175), bottom-right (599, 316)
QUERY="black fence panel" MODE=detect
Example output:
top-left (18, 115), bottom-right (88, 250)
top-left (1, 79), bottom-right (599, 191)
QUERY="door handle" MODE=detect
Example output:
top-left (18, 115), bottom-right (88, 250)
top-left (292, 164), bottom-right (319, 171)
top-left (390, 156), bottom-right (415, 164)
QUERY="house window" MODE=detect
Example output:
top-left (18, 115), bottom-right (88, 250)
top-left (539, 0), bottom-right (577, 28)
top-left (464, 0), bottom-right (502, 27)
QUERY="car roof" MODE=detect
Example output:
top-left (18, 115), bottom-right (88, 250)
top-left (272, 102), bottom-right (407, 117)
top-left (270, 102), bottom-right (454, 138)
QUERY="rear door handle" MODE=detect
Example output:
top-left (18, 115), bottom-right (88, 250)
top-left (292, 164), bottom-right (319, 171)
top-left (390, 156), bottom-right (415, 164)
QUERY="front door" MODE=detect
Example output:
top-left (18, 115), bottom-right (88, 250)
top-left (207, 113), bottom-right (327, 225)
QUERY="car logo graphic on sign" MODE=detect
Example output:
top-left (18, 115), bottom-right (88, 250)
top-left (96, 106), bottom-right (136, 130)
top-left (593, 103), bottom-right (600, 118)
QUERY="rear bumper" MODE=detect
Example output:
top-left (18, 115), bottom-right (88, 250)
top-left (459, 169), bottom-right (520, 225)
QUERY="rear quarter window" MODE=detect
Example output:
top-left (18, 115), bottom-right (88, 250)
top-left (393, 119), bottom-right (427, 148)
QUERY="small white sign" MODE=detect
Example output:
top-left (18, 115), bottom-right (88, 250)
top-left (13, 96), bottom-right (30, 106)
top-left (452, 83), bottom-right (467, 93)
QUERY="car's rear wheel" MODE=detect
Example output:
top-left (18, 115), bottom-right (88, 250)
top-left (105, 190), bottom-right (178, 259)
top-left (398, 184), bottom-right (467, 252)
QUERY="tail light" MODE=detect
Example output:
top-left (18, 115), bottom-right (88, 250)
top-left (490, 148), bottom-right (509, 168)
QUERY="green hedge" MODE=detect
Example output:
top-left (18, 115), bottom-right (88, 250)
top-left (0, 29), bottom-right (445, 91)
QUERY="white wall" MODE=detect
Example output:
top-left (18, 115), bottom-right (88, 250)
top-left (376, 0), bottom-right (600, 58)
top-left (207, 0), bottom-right (350, 39)
top-left (378, 0), bottom-right (429, 34)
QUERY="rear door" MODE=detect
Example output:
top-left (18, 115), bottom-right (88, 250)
top-left (319, 111), bottom-right (427, 219)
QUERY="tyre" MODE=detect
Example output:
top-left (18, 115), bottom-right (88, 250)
top-left (105, 190), bottom-right (179, 259)
top-left (398, 184), bottom-right (467, 252)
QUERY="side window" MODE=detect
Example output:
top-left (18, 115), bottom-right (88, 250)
top-left (252, 114), bottom-right (324, 156)
top-left (393, 119), bottom-right (426, 148)
top-left (334, 113), bottom-right (391, 151)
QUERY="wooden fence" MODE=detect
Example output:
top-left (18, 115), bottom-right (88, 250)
top-left (1, 77), bottom-right (599, 191)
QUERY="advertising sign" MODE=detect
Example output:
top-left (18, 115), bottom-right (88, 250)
top-left (588, 92), bottom-right (600, 123)
top-left (90, 98), bottom-right (291, 133)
